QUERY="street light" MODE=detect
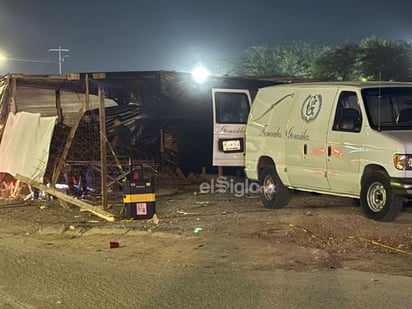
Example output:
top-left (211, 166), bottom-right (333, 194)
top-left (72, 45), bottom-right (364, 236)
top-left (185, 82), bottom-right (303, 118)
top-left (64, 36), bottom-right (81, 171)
top-left (48, 46), bottom-right (70, 74)
top-left (191, 65), bottom-right (210, 84)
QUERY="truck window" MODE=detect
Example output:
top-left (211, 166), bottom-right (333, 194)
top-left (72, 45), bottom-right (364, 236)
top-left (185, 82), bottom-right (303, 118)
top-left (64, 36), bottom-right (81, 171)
top-left (332, 91), bottom-right (362, 132)
top-left (215, 92), bottom-right (250, 124)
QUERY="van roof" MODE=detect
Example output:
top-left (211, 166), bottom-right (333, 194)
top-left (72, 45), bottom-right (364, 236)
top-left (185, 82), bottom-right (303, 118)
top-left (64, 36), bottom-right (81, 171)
top-left (261, 81), bottom-right (412, 90)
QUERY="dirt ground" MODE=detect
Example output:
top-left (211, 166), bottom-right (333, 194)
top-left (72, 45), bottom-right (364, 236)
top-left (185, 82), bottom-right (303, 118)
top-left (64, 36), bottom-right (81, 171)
top-left (0, 184), bottom-right (411, 308)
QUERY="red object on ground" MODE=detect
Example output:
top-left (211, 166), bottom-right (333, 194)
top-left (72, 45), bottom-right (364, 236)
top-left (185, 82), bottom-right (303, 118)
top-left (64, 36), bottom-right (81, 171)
top-left (109, 242), bottom-right (119, 249)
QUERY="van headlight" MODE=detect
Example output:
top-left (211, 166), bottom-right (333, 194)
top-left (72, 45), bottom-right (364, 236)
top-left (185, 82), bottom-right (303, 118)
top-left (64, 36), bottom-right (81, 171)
top-left (393, 154), bottom-right (412, 170)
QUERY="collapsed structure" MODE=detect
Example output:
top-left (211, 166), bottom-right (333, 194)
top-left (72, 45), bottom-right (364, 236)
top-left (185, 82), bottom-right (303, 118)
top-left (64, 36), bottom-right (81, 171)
top-left (0, 71), bottom-right (285, 207)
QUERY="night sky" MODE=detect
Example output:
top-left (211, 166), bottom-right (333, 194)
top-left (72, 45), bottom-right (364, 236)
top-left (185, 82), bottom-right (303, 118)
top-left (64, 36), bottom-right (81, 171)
top-left (0, 0), bottom-right (411, 75)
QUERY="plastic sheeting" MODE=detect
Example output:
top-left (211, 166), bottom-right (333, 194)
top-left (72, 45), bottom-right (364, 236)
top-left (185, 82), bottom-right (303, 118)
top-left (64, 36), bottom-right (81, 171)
top-left (0, 112), bottom-right (56, 182)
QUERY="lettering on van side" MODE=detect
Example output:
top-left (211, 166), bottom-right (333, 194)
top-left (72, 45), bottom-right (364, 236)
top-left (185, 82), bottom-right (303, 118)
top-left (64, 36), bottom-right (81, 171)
top-left (301, 94), bottom-right (322, 122)
top-left (259, 126), bottom-right (282, 138)
top-left (259, 126), bottom-right (309, 141)
top-left (217, 126), bottom-right (246, 134)
top-left (285, 127), bottom-right (309, 140)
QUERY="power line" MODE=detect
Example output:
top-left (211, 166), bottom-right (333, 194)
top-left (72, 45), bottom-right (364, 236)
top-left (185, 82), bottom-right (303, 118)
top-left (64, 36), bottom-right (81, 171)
top-left (2, 57), bottom-right (54, 64)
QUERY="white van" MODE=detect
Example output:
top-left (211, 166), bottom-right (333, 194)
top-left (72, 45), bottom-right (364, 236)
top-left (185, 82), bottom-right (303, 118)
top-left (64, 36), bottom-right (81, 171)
top-left (235, 82), bottom-right (412, 221)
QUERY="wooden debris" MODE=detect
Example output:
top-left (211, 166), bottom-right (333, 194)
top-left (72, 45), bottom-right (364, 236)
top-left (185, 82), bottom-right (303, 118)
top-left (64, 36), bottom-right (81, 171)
top-left (177, 209), bottom-right (199, 215)
top-left (15, 174), bottom-right (115, 222)
top-left (9, 180), bottom-right (21, 199)
top-left (146, 213), bottom-right (159, 225)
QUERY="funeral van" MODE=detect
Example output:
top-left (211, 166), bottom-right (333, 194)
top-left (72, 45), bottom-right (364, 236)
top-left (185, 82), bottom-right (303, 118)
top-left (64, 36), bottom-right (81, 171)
top-left (240, 82), bottom-right (412, 221)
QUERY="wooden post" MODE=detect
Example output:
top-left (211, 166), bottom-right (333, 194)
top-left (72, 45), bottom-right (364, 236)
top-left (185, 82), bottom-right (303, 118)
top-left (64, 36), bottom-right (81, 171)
top-left (160, 128), bottom-right (164, 154)
top-left (99, 88), bottom-right (108, 210)
top-left (218, 166), bottom-right (223, 177)
top-left (55, 89), bottom-right (63, 123)
top-left (85, 74), bottom-right (90, 111)
top-left (7, 77), bottom-right (16, 114)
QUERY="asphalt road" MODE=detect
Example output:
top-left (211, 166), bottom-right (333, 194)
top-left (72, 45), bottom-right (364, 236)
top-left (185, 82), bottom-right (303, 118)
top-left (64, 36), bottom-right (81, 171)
top-left (0, 231), bottom-right (411, 309)
top-left (0, 192), bottom-right (411, 308)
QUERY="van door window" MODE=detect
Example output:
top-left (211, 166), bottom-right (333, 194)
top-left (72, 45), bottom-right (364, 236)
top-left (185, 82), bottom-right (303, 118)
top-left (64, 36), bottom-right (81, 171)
top-left (215, 92), bottom-right (250, 124)
top-left (332, 91), bottom-right (362, 132)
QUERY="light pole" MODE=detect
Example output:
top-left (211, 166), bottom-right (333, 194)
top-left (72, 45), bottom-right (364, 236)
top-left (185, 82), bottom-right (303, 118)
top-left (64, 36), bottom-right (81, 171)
top-left (48, 46), bottom-right (70, 74)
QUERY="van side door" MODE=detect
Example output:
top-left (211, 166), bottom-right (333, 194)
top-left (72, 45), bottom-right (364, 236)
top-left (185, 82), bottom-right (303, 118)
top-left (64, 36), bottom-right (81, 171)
top-left (212, 88), bottom-right (252, 167)
top-left (326, 91), bottom-right (363, 195)
top-left (285, 89), bottom-right (338, 190)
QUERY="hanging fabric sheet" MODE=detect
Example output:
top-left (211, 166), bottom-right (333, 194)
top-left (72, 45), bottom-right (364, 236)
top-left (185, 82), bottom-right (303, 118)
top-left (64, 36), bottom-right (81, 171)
top-left (0, 112), bottom-right (56, 182)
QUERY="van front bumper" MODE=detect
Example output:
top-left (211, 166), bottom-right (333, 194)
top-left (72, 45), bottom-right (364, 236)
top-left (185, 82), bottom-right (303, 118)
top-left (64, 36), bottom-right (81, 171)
top-left (390, 178), bottom-right (412, 197)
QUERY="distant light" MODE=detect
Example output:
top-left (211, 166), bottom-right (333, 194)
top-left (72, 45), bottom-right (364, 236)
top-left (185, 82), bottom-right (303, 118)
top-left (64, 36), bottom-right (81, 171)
top-left (0, 54), bottom-right (6, 62)
top-left (191, 65), bottom-right (210, 84)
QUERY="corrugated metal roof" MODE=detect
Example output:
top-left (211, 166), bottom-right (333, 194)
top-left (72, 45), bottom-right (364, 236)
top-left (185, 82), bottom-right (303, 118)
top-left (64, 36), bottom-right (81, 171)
top-left (15, 86), bottom-right (117, 126)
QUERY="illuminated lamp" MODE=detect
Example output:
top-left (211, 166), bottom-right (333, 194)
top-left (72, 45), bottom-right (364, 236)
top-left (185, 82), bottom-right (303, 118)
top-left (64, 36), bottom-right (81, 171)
top-left (191, 65), bottom-right (210, 84)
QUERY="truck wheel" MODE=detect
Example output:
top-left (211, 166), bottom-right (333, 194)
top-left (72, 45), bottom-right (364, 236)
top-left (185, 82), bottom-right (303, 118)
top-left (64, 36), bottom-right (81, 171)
top-left (360, 172), bottom-right (403, 221)
top-left (259, 167), bottom-right (288, 209)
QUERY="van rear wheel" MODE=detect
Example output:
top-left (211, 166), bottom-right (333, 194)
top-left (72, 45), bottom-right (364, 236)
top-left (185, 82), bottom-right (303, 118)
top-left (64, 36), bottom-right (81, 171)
top-left (259, 167), bottom-right (288, 209)
top-left (360, 172), bottom-right (403, 221)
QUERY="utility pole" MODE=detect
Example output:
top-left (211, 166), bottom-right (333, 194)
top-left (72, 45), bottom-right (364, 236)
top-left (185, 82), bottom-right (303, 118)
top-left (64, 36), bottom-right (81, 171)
top-left (48, 46), bottom-right (70, 74)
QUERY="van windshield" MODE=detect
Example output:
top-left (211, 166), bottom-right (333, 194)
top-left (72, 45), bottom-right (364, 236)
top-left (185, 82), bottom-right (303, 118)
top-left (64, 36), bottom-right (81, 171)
top-left (362, 87), bottom-right (412, 130)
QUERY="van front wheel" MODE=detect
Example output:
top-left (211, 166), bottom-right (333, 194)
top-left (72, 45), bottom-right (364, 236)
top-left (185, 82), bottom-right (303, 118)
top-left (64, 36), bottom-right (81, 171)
top-left (360, 172), bottom-right (403, 221)
top-left (259, 168), bottom-right (288, 209)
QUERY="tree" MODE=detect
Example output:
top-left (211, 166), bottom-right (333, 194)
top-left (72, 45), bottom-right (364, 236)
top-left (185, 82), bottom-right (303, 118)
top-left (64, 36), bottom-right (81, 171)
top-left (355, 36), bottom-right (412, 81)
top-left (234, 45), bottom-right (280, 76)
top-left (232, 36), bottom-right (412, 81)
top-left (234, 41), bottom-right (322, 77)
top-left (311, 43), bottom-right (358, 81)
top-left (272, 41), bottom-right (322, 77)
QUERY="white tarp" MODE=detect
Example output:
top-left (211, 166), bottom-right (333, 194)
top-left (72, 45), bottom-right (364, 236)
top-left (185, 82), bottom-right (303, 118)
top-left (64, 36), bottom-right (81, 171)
top-left (0, 112), bottom-right (56, 182)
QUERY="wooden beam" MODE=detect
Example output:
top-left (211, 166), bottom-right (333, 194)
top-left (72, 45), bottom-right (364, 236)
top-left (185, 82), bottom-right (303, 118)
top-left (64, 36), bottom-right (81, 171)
top-left (98, 88), bottom-right (108, 210)
top-left (85, 73), bottom-right (90, 111)
top-left (160, 128), bottom-right (164, 154)
top-left (51, 106), bottom-right (85, 187)
top-left (218, 166), bottom-right (223, 177)
top-left (15, 174), bottom-right (115, 222)
top-left (55, 89), bottom-right (63, 123)
top-left (7, 77), bottom-right (16, 114)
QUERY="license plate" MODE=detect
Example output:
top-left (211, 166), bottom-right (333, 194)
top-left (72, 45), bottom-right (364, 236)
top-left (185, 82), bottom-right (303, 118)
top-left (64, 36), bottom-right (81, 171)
top-left (222, 140), bottom-right (241, 151)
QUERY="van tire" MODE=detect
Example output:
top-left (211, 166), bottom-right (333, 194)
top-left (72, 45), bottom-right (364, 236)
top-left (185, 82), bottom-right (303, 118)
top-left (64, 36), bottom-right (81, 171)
top-left (360, 172), bottom-right (403, 221)
top-left (259, 167), bottom-right (288, 209)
